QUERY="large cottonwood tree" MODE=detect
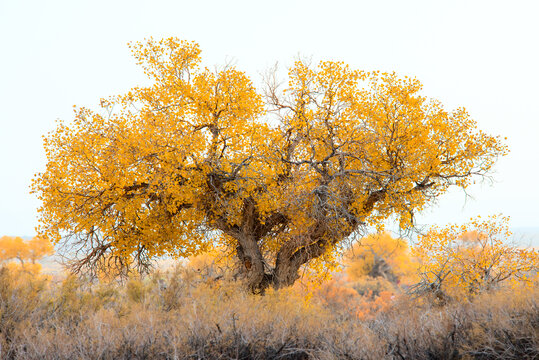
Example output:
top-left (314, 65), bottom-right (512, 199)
top-left (33, 38), bottom-right (507, 293)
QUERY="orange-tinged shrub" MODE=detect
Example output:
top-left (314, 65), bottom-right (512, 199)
top-left (313, 277), bottom-right (360, 315)
top-left (356, 290), bottom-right (395, 320)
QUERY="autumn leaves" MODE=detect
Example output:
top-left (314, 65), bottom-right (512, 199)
top-left (32, 38), bottom-right (512, 291)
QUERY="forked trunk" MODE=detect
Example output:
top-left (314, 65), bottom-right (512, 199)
top-left (239, 238), bottom-right (330, 294)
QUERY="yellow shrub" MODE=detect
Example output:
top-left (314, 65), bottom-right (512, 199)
top-left (413, 215), bottom-right (538, 301)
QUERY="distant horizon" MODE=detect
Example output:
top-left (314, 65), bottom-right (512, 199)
top-left (28, 225), bottom-right (537, 277)
top-left (8, 226), bottom-right (539, 248)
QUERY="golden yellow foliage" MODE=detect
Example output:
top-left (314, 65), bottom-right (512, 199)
top-left (32, 37), bottom-right (507, 292)
top-left (0, 236), bottom-right (29, 265)
top-left (0, 236), bottom-right (54, 273)
top-left (412, 215), bottom-right (538, 301)
top-left (27, 236), bottom-right (54, 264)
top-left (344, 232), bottom-right (418, 285)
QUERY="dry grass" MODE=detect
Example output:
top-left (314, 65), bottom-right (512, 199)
top-left (0, 265), bottom-right (537, 359)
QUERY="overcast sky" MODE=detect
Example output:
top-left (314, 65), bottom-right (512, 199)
top-left (1, 0), bottom-right (538, 239)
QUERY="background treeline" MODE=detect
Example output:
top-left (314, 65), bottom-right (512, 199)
top-left (0, 236), bottom-right (54, 274)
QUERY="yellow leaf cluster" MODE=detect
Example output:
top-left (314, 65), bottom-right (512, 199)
top-left (344, 232), bottom-right (418, 285)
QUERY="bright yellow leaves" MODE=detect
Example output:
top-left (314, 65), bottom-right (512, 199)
top-left (0, 236), bottom-right (54, 274)
top-left (344, 232), bottom-right (418, 286)
top-left (32, 38), bottom-right (265, 275)
top-left (270, 62), bottom-right (508, 237)
top-left (413, 215), bottom-right (538, 301)
top-left (32, 38), bottom-right (507, 289)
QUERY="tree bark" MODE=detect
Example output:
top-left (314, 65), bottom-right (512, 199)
top-left (236, 188), bottom-right (388, 293)
top-left (236, 233), bottom-right (269, 293)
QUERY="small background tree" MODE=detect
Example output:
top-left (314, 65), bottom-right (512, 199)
top-left (411, 215), bottom-right (538, 302)
top-left (344, 232), bottom-right (418, 287)
top-left (0, 236), bottom-right (54, 273)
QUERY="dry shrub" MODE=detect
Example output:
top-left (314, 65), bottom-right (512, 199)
top-left (0, 267), bottom-right (49, 357)
top-left (0, 264), bottom-right (537, 359)
top-left (458, 287), bottom-right (539, 359)
top-left (356, 290), bottom-right (394, 320)
top-left (312, 276), bottom-right (360, 317)
top-left (369, 285), bottom-right (539, 360)
top-left (350, 275), bottom-right (396, 297)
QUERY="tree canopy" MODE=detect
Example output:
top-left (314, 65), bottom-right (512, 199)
top-left (32, 38), bottom-right (507, 292)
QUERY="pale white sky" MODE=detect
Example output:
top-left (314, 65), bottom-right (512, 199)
top-left (1, 0), bottom-right (538, 238)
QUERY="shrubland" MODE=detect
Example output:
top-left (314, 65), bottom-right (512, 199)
top-left (1, 222), bottom-right (537, 359)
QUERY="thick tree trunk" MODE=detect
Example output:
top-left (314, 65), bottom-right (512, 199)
top-left (273, 261), bottom-right (301, 289)
top-left (235, 233), bottom-right (338, 293)
top-left (236, 233), bottom-right (268, 293)
top-left (235, 233), bottom-right (316, 293)
top-left (229, 189), bottom-right (386, 293)
top-left (273, 237), bottom-right (328, 289)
